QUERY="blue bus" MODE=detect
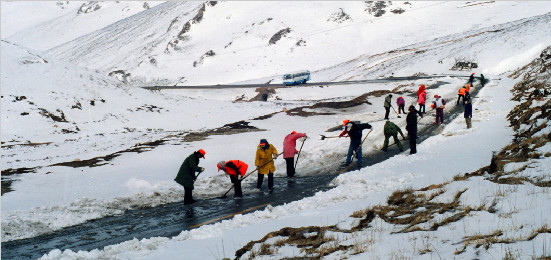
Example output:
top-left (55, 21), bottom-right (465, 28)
top-left (283, 70), bottom-right (310, 86)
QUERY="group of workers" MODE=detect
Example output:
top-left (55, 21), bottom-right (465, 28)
top-left (174, 73), bottom-right (482, 204)
top-left (174, 132), bottom-right (307, 204)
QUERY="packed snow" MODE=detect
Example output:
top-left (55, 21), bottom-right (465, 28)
top-left (1, 1), bottom-right (551, 260)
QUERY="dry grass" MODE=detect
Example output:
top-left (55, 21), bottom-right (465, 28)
top-left (235, 71), bottom-right (551, 258)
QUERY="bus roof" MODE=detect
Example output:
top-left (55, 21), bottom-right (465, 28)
top-left (283, 70), bottom-right (310, 75)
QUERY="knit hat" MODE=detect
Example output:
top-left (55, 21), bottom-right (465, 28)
top-left (217, 161), bottom-right (226, 172)
top-left (343, 119), bottom-right (350, 126)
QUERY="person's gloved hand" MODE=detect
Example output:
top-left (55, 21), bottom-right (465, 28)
top-left (199, 167), bottom-right (205, 173)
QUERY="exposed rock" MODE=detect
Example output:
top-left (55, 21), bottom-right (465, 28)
top-left (269, 28), bottom-right (291, 45)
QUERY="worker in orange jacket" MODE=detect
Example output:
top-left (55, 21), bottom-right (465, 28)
top-left (457, 86), bottom-right (467, 105)
top-left (218, 160), bottom-right (248, 198)
top-left (465, 83), bottom-right (472, 100)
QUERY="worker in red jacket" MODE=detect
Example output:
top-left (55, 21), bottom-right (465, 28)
top-left (283, 131), bottom-right (307, 178)
top-left (217, 160), bottom-right (248, 198)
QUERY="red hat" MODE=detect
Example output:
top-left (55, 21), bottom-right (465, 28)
top-left (291, 131), bottom-right (297, 134)
top-left (472, 73), bottom-right (475, 74)
top-left (343, 119), bottom-right (349, 125)
top-left (434, 95), bottom-right (439, 98)
top-left (198, 149), bottom-right (206, 158)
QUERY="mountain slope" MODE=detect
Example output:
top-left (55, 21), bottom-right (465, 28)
top-left (3, 1), bottom-right (164, 51)
top-left (44, 1), bottom-right (551, 85)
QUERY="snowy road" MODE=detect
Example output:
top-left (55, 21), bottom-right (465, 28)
top-left (0, 81), bottom-right (477, 260)
top-left (140, 75), bottom-right (471, 90)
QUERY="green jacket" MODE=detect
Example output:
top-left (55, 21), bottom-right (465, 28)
top-left (384, 121), bottom-right (403, 136)
top-left (384, 95), bottom-right (392, 108)
top-left (174, 152), bottom-right (201, 188)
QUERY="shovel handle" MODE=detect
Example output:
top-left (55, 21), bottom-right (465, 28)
top-left (221, 152), bottom-right (283, 197)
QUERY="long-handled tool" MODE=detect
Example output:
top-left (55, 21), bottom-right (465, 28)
top-left (220, 152), bottom-right (283, 198)
top-left (319, 134), bottom-right (340, 140)
top-left (392, 106), bottom-right (402, 118)
top-left (294, 137), bottom-right (306, 168)
top-left (194, 169), bottom-right (204, 181)
top-left (338, 129), bottom-right (373, 174)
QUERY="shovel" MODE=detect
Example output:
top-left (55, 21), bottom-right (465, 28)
top-left (392, 106), bottom-right (402, 118)
top-left (294, 137), bottom-right (306, 168)
top-left (319, 134), bottom-right (340, 140)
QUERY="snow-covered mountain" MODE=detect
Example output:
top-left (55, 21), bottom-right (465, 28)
top-left (1, 1), bottom-right (164, 50)
top-left (2, 1), bottom-right (551, 260)
top-left (8, 1), bottom-right (548, 85)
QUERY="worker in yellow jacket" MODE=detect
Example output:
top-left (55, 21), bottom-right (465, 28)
top-left (255, 139), bottom-right (278, 190)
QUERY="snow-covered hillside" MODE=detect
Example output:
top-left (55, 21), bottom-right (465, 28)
top-left (1, 1), bottom-right (551, 260)
top-left (1, 1), bottom-right (164, 50)
top-left (39, 1), bottom-right (551, 85)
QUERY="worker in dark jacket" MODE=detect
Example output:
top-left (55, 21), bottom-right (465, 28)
top-left (339, 119), bottom-right (372, 169)
top-left (384, 94), bottom-right (393, 120)
top-left (464, 99), bottom-right (473, 129)
top-left (174, 149), bottom-right (205, 205)
top-left (218, 160), bottom-right (248, 198)
top-left (480, 74), bottom-right (486, 87)
top-left (405, 106), bottom-right (423, 154)
top-left (382, 121), bottom-right (405, 152)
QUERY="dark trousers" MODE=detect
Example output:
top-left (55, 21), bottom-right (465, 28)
top-left (419, 104), bottom-right (425, 113)
top-left (457, 94), bottom-right (464, 105)
top-left (436, 108), bottom-right (444, 124)
top-left (346, 138), bottom-right (362, 165)
top-left (257, 172), bottom-right (273, 189)
top-left (398, 104), bottom-right (405, 114)
top-left (384, 107), bottom-right (390, 119)
top-left (285, 157), bottom-right (295, 178)
top-left (184, 186), bottom-right (194, 205)
top-left (229, 175), bottom-right (242, 197)
top-left (408, 133), bottom-right (417, 154)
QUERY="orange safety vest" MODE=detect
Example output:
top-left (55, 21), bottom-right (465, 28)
top-left (225, 160), bottom-right (248, 177)
top-left (465, 83), bottom-right (471, 93)
top-left (458, 87), bottom-right (466, 96)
